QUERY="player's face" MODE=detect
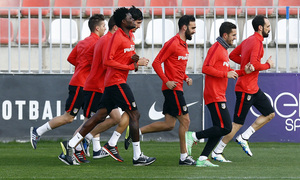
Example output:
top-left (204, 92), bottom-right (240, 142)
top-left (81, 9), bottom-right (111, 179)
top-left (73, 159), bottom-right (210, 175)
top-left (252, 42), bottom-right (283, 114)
top-left (185, 21), bottom-right (196, 40)
top-left (98, 21), bottom-right (107, 37)
top-left (262, 18), bottom-right (271, 38)
top-left (131, 19), bottom-right (142, 32)
top-left (124, 13), bottom-right (136, 30)
top-left (225, 29), bottom-right (237, 46)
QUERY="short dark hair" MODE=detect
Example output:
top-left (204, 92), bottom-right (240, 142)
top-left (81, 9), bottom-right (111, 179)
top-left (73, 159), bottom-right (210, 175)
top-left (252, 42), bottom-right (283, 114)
top-left (219, 22), bottom-right (236, 37)
top-left (108, 15), bottom-right (116, 30)
top-left (129, 6), bottom-right (143, 21)
top-left (252, 15), bottom-right (266, 31)
top-left (178, 15), bottom-right (195, 30)
top-left (88, 14), bottom-right (105, 32)
top-left (113, 7), bottom-right (129, 28)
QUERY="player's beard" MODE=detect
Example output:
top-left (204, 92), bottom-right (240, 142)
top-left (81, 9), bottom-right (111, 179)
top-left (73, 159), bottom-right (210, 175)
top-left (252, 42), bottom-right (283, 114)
top-left (185, 28), bottom-right (192, 40)
top-left (262, 27), bottom-right (269, 38)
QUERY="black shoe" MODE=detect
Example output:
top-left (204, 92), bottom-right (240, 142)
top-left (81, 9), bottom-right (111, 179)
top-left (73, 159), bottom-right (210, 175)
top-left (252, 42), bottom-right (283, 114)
top-left (74, 150), bottom-right (90, 163)
top-left (93, 148), bottom-right (109, 159)
top-left (133, 153), bottom-right (156, 166)
top-left (59, 141), bottom-right (79, 165)
top-left (124, 126), bottom-right (132, 150)
top-left (103, 142), bottom-right (124, 162)
top-left (179, 156), bottom-right (196, 165)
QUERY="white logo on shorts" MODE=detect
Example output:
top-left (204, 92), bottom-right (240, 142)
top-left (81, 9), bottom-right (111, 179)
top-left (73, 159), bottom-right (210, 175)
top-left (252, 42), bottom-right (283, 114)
top-left (247, 95), bottom-right (251, 101)
top-left (183, 106), bottom-right (187, 112)
top-left (221, 103), bottom-right (226, 109)
top-left (73, 108), bottom-right (78, 114)
top-left (132, 102), bottom-right (136, 108)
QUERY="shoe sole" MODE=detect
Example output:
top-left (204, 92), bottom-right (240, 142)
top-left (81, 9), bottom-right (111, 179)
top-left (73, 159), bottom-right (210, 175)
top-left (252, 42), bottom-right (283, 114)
top-left (93, 154), bottom-right (109, 159)
top-left (58, 155), bottom-right (72, 165)
top-left (30, 127), bottom-right (36, 150)
top-left (133, 158), bottom-right (156, 166)
top-left (103, 146), bottom-right (124, 162)
top-left (211, 157), bottom-right (232, 163)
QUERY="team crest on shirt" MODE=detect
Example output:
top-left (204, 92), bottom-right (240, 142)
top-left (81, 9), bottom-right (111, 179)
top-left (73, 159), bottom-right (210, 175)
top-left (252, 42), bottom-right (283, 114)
top-left (221, 103), bottom-right (226, 109)
top-left (247, 95), bottom-right (251, 101)
top-left (182, 105), bottom-right (187, 112)
top-left (132, 102), bottom-right (136, 108)
top-left (73, 108), bottom-right (79, 114)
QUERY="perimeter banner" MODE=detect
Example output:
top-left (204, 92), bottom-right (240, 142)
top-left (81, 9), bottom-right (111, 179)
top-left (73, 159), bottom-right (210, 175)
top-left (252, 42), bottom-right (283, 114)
top-left (204, 73), bottom-right (300, 142)
top-left (0, 74), bottom-right (203, 142)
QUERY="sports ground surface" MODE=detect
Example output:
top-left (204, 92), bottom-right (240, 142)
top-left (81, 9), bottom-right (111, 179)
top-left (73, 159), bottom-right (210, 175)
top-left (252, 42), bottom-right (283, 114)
top-left (0, 141), bottom-right (299, 179)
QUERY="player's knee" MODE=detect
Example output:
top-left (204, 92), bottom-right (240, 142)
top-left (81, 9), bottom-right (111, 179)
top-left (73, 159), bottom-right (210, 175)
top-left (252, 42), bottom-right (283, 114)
top-left (65, 115), bottom-right (75, 124)
top-left (165, 123), bottom-right (175, 131)
top-left (268, 112), bottom-right (275, 120)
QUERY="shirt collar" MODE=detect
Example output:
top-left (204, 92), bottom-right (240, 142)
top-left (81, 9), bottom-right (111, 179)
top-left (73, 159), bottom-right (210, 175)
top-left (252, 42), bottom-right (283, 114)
top-left (175, 33), bottom-right (188, 47)
top-left (90, 32), bottom-right (100, 39)
top-left (217, 36), bottom-right (230, 50)
top-left (254, 32), bottom-right (264, 42)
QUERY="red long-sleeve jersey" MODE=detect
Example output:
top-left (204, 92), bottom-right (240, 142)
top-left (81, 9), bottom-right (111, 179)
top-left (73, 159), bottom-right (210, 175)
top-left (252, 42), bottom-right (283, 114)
top-left (103, 28), bottom-right (136, 87)
top-left (229, 32), bottom-right (270, 94)
top-left (152, 34), bottom-right (189, 92)
top-left (203, 42), bottom-right (245, 105)
top-left (68, 33), bottom-right (100, 87)
top-left (84, 32), bottom-right (113, 93)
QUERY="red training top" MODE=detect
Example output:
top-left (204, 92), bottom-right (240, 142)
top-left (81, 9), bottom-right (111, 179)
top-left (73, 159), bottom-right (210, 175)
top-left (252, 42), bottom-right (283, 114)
top-left (152, 34), bottom-right (189, 92)
top-left (103, 28), bottom-right (136, 87)
top-left (229, 32), bottom-right (270, 94)
top-left (84, 32), bottom-right (114, 93)
top-left (203, 42), bottom-right (245, 105)
top-left (67, 33), bottom-right (100, 87)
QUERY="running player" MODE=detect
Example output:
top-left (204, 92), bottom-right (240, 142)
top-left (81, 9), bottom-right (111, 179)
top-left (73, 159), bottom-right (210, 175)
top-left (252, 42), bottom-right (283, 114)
top-left (30, 14), bottom-right (106, 151)
top-left (126, 15), bottom-right (196, 166)
top-left (212, 15), bottom-right (275, 161)
top-left (80, 6), bottom-right (145, 161)
top-left (185, 22), bottom-right (253, 167)
top-left (59, 7), bottom-right (156, 166)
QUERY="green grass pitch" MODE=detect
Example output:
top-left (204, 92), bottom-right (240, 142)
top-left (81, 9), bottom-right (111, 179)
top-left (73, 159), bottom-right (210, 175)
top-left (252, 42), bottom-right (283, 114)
top-left (0, 141), bottom-right (299, 179)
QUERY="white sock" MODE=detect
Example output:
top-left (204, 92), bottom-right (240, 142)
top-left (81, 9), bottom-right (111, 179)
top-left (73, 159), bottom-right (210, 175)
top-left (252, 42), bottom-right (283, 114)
top-left (198, 156), bottom-right (208, 161)
top-left (180, 153), bottom-right (188, 161)
top-left (75, 144), bottom-right (82, 151)
top-left (108, 131), bottom-right (121, 147)
top-left (85, 133), bottom-right (93, 141)
top-left (242, 126), bottom-right (255, 140)
top-left (192, 132), bottom-right (198, 141)
top-left (69, 132), bottom-right (83, 148)
top-left (36, 122), bottom-right (52, 136)
top-left (132, 141), bottom-right (141, 160)
top-left (214, 140), bottom-right (227, 154)
top-left (92, 136), bottom-right (101, 152)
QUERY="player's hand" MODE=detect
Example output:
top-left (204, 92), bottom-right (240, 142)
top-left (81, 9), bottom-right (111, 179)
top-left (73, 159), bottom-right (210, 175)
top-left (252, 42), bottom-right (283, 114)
top-left (244, 62), bottom-right (255, 74)
top-left (227, 71), bottom-right (238, 80)
top-left (266, 56), bottom-right (274, 68)
top-left (131, 54), bottom-right (139, 62)
top-left (186, 78), bottom-right (192, 86)
top-left (137, 57), bottom-right (149, 66)
top-left (166, 81), bottom-right (178, 90)
top-left (134, 62), bottom-right (138, 72)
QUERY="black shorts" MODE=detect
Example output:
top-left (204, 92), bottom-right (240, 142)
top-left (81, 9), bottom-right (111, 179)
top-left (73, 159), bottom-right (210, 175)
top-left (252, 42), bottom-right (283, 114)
top-left (162, 90), bottom-right (188, 117)
top-left (65, 85), bottom-right (84, 116)
top-left (99, 83), bottom-right (137, 114)
top-left (83, 91), bottom-right (103, 118)
top-left (207, 102), bottom-right (232, 131)
top-left (233, 89), bottom-right (275, 125)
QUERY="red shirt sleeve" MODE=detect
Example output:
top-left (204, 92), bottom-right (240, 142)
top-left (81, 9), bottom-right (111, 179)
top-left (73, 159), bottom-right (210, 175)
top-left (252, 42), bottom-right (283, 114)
top-left (67, 45), bottom-right (78, 66)
top-left (229, 44), bottom-right (242, 64)
top-left (250, 43), bottom-right (270, 71)
top-left (152, 41), bottom-right (174, 84)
